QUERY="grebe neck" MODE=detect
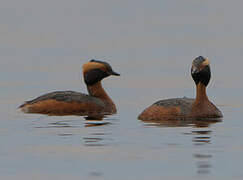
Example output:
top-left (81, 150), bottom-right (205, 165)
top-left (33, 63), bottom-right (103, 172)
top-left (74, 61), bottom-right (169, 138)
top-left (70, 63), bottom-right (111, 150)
top-left (87, 81), bottom-right (116, 113)
top-left (194, 82), bottom-right (209, 104)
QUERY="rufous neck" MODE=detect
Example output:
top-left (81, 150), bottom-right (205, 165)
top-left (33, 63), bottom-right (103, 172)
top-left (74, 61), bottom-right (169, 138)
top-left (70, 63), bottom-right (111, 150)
top-left (87, 82), bottom-right (112, 101)
top-left (87, 81), bottom-right (116, 113)
top-left (195, 82), bottom-right (209, 103)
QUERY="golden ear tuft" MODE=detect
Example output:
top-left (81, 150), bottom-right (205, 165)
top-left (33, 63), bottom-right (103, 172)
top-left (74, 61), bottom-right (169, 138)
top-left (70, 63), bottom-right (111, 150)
top-left (202, 58), bottom-right (210, 66)
top-left (82, 62), bottom-right (106, 74)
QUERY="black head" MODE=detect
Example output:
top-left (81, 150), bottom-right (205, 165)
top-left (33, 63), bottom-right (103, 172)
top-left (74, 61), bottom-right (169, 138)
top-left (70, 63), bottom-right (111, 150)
top-left (191, 56), bottom-right (211, 86)
top-left (82, 59), bottom-right (120, 85)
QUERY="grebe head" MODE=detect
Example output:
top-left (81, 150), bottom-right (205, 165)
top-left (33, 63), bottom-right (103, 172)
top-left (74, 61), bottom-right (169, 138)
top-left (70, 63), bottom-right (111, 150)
top-left (83, 59), bottom-right (120, 85)
top-left (191, 56), bottom-right (211, 86)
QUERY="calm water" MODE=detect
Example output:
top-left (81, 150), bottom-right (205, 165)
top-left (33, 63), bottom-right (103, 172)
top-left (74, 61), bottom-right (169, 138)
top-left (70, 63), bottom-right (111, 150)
top-left (1, 0), bottom-right (243, 179)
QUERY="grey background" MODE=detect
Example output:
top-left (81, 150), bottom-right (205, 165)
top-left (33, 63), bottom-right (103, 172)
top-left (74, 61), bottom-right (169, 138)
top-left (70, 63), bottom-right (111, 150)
top-left (1, 0), bottom-right (243, 179)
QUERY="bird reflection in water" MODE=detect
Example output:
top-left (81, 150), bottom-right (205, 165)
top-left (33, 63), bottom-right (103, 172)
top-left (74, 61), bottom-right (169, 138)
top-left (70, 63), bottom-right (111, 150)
top-left (140, 117), bottom-right (222, 128)
top-left (83, 114), bottom-right (114, 146)
top-left (35, 114), bottom-right (111, 129)
top-left (140, 117), bottom-right (222, 176)
top-left (84, 114), bottom-right (111, 127)
top-left (83, 133), bottom-right (111, 147)
top-left (190, 121), bottom-right (215, 176)
top-left (194, 153), bottom-right (212, 175)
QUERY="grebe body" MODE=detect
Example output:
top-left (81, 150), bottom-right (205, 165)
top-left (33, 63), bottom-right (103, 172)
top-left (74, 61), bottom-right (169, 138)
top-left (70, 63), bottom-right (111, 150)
top-left (138, 56), bottom-right (223, 121)
top-left (19, 60), bottom-right (120, 116)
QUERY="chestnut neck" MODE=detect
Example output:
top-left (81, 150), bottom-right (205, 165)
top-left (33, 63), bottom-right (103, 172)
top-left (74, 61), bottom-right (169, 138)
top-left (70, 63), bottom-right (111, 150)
top-left (194, 82), bottom-right (209, 104)
top-left (87, 81), bottom-right (110, 99)
top-left (86, 81), bottom-right (116, 113)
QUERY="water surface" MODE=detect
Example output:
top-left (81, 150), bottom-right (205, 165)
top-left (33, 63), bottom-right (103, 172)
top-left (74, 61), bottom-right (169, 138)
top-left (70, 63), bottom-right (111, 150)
top-left (1, 0), bottom-right (243, 179)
